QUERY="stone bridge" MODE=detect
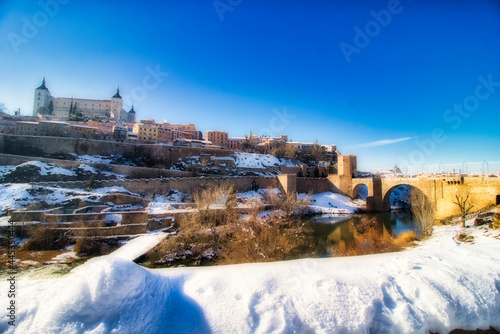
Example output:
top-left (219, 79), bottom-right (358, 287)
top-left (348, 176), bottom-right (500, 220)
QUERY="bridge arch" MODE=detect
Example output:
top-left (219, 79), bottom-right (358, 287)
top-left (382, 183), bottom-right (430, 212)
top-left (353, 183), bottom-right (369, 199)
top-left (351, 178), bottom-right (375, 199)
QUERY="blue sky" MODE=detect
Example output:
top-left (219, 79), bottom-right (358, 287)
top-left (1, 0), bottom-right (499, 172)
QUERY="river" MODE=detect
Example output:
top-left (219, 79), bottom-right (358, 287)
top-left (304, 211), bottom-right (419, 256)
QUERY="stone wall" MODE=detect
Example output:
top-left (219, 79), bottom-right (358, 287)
top-left (433, 177), bottom-right (500, 220)
top-left (280, 165), bottom-right (328, 177)
top-left (0, 153), bottom-right (192, 179)
top-left (0, 134), bottom-right (233, 168)
top-left (277, 174), bottom-right (297, 195)
top-left (296, 177), bottom-right (329, 194)
top-left (34, 176), bottom-right (278, 196)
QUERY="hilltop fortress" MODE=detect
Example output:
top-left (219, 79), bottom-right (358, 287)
top-left (33, 78), bottom-right (136, 123)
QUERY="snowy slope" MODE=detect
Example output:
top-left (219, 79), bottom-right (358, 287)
top-left (234, 152), bottom-right (282, 169)
top-left (301, 191), bottom-right (363, 214)
top-left (2, 223), bottom-right (500, 333)
top-left (0, 184), bottom-right (140, 214)
top-left (6, 161), bottom-right (76, 177)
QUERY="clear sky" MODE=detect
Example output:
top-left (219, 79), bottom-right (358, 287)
top-left (1, 0), bottom-right (499, 172)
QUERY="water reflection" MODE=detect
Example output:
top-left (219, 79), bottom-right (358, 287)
top-left (305, 211), bottom-right (418, 256)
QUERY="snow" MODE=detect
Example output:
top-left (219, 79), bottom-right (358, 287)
top-left (78, 164), bottom-right (97, 173)
top-left (146, 190), bottom-right (190, 214)
top-left (234, 152), bottom-right (282, 169)
top-left (237, 188), bottom-right (282, 208)
top-left (92, 186), bottom-right (138, 196)
top-left (0, 165), bottom-right (16, 177)
top-left (237, 190), bottom-right (264, 201)
top-left (303, 191), bottom-right (363, 214)
top-left (76, 155), bottom-right (113, 164)
top-left (101, 170), bottom-right (127, 180)
top-left (2, 223), bottom-right (500, 333)
top-left (0, 184), bottom-right (35, 212)
top-left (0, 216), bottom-right (10, 226)
top-left (110, 232), bottom-right (167, 261)
top-left (78, 164), bottom-right (126, 180)
top-left (46, 251), bottom-right (80, 264)
top-left (17, 161), bottom-right (76, 176)
top-left (0, 183), bottom-right (132, 213)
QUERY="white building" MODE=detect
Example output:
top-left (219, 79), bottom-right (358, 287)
top-left (33, 78), bottom-right (136, 123)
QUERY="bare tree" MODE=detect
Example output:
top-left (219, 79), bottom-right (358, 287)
top-left (453, 193), bottom-right (474, 227)
top-left (410, 189), bottom-right (434, 237)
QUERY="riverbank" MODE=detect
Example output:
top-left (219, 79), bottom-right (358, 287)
top-left (2, 215), bottom-right (499, 333)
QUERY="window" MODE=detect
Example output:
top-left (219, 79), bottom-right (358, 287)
top-left (38, 97), bottom-right (40, 100)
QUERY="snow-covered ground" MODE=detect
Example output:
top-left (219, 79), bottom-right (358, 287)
top-left (236, 190), bottom-right (363, 213)
top-left (145, 190), bottom-right (191, 214)
top-left (74, 155), bottom-right (114, 165)
top-left (237, 188), bottom-right (281, 207)
top-left (0, 165), bottom-right (17, 178)
top-left (233, 152), bottom-right (297, 169)
top-left (0, 184), bottom-right (141, 214)
top-left (2, 161), bottom-right (76, 177)
top-left (77, 164), bottom-right (126, 180)
top-left (1, 217), bottom-right (499, 333)
top-left (0, 160), bottom-right (127, 182)
top-left (302, 191), bottom-right (363, 214)
top-left (234, 152), bottom-right (282, 168)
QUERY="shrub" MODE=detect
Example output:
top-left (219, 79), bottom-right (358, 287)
top-left (262, 191), bottom-right (311, 217)
top-left (410, 188), bottom-right (434, 237)
top-left (21, 226), bottom-right (69, 251)
top-left (145, 185), bottom-right (239, 267)
top-left (492, 213), bottom-right (500, 229)
top-left (221, 215), bottom-right (313, 264)
top-left (74, 237), bottom-right (119, 256)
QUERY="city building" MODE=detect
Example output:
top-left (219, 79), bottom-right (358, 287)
top-left (113, 125), bottom-right (128, 141)
top-left (158, 122), bottom-right (202, 142)
top-left (205, 131), bottom-right (228, 147)
top-left (132, 120), bottom-right (202, 144)
top-left (285, 141), bottom-right (316, 154)
top-left (15, 121), bottom-right (40, 136)
top-left (33, 78), bottom-right (136, 123)
top-left (228, 138), bottom-right (242, 151)
top-left (133, 120), bottom-right (158, 142)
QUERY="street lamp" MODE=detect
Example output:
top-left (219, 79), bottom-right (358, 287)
top-left (482, 161), bottom-right (489, 176)
top-left (439, 163), bottom-right (445, 176)
top-left (422, 164), bottom-right (428, 176)
top-left (462, 161), bottom-right (468, 175)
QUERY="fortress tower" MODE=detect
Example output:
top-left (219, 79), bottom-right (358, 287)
top-left (110, 87), bottom-right (123, 120)
top-left (33, 77), bottom-right (52, 115)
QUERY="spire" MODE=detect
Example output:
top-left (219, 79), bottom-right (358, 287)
top-left (129, 105), bottom-right (135, 114)
top-left (112, 86), bottom-right (122, 98)
top-left (36, 77), bottom-right (48, 90)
